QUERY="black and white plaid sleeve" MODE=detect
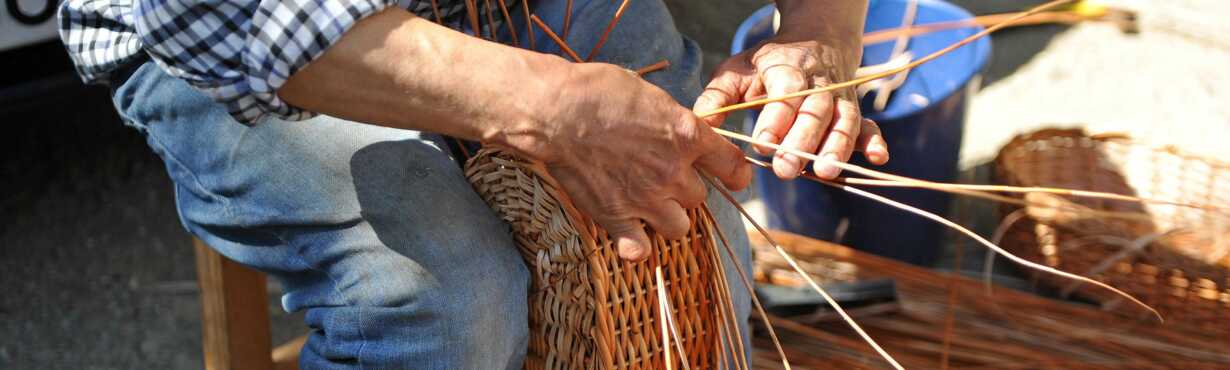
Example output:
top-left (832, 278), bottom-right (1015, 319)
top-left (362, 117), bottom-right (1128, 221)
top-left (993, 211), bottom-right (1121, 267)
top-left (129, 0), bottom-right (404, 123)
top-left (61, 0), bottom-right (504, 125)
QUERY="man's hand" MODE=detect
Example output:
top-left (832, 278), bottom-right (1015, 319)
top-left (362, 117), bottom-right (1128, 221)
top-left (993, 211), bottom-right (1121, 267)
top-left (280, 9), bottom-right (749, 262)
top-left (507, 63), bottom-right (752, 261)
top-left (692, 0), bottom-right (888, 180)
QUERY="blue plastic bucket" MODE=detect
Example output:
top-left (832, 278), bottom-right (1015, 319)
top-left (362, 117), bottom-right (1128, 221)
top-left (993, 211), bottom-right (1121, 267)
top-left (733, 0), bottom-right (990, 266)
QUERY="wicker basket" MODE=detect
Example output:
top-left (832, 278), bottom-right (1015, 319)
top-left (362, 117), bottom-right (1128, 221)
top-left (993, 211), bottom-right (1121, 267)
top-left (994, 128), bottom-right (1230, 330)
top-left (464, 148), bottom-right (730, 369)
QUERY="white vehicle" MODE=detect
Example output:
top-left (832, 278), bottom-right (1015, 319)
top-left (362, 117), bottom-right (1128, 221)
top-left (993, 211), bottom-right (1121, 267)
top-left (2, 0), bottom-right (75, 113)
top-left (1, 0), bottom-right (57, 51)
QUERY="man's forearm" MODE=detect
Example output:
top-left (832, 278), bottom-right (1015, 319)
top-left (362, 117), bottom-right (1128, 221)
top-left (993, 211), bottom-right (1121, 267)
top-left (776, 0), bottom-right (868, 44)
top-left (279, 8), bottom-right (570, 147)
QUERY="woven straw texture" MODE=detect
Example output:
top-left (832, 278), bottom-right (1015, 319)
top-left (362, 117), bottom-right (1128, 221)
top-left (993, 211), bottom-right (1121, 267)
top-left (464, 148), bottom-right (727, 369)
top-left (994, 128), bottom-right (1230, 331)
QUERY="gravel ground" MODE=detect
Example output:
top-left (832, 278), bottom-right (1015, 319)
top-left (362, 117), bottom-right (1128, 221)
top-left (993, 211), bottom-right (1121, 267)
top-left (3, 1), bottom-right (1228, 369)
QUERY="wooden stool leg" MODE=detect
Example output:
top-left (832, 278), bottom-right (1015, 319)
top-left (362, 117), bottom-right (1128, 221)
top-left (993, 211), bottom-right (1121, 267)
top-left (194, 238), bottom-right (275, 370)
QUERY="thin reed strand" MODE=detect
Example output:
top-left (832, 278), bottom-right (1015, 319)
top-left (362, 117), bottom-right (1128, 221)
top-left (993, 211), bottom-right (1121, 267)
top-left (703, 175), bottom-right (906, 370)
top-left (636, 59), bottom-right (671, 75)
top-left (698, 191), bottom-right (795, 370)
top-left (496, 0), bottom-right (519, 46)
top-left (521, 1), bottom-right (535, 48)
top-left (697, 0), bottom-right (1077, 118)
top-left (802, 173), bottom-right (1164, 321)
top-left (585, 0), bottom-right (632, 61)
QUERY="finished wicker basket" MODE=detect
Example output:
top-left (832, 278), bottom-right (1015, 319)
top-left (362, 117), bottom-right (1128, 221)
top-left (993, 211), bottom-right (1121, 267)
top-left (464, 148), bottom-right (732, 369)
top-left (994, 128), bottom-right (1230, 332)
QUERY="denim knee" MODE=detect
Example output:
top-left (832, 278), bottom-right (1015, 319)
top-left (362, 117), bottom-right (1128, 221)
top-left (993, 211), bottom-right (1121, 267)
top-left (263, 218), bottom-right (531, 370)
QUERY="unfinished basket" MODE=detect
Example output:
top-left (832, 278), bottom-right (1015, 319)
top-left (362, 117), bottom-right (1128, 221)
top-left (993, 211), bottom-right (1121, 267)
top-left (994, 128), bottom-right (1230, 332)
top-left (464, 148), bottom-right (730, 369)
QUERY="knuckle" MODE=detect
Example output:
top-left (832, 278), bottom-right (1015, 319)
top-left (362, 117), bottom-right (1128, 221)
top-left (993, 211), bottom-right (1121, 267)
top-left (675, 183), bottom-right (707, 209)
top-left (672, 113), bottom-right (705, 148)
top-left (597, 200), bottom-right (636, 221)
top-left (656, 216), bottom-right (689, 239)
top-left (763, 67), bottom-right (807, 92)
top-left (823, 132), bottom-right (855, 157)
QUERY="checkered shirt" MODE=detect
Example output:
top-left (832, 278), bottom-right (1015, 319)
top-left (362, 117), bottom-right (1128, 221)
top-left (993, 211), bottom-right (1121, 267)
top-left (59, 0), bottom-right (512, 124)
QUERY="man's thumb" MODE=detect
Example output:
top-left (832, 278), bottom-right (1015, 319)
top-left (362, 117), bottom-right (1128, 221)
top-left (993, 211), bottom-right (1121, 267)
top-left (609, 220), bottom-right (652, 261)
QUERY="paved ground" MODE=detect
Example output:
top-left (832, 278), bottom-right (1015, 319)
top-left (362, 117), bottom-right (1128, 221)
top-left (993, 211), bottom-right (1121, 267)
top-left (3, 1), bottom-right (1227, 369)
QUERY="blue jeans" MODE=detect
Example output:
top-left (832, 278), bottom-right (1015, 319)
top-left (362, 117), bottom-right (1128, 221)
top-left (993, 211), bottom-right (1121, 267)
top-left (111, 0), bottom-right (751, 368)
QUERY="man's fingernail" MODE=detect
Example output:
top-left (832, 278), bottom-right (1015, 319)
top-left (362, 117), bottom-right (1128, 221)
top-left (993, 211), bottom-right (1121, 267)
top-left (774, 153), bottom-right (800, 178)
top-left (757, 132), bottom-right (778, 145)
top-left (752, 130), bottom-right (772, 142)
top-left (816, 153), bottom-right (841, 178)
top-left (754, 132), bottom-right (778, 155)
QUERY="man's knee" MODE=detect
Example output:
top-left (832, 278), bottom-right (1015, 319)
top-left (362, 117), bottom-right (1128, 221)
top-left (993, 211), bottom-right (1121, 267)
top-left (299, 269), bottom-right (529, 368)
top-left (293, 224), bottom-right (531, 369)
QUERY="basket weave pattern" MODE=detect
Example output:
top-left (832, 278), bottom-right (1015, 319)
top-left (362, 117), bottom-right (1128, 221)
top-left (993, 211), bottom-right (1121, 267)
top-left (995, 128), bottom-right (1230, 330)
top-left (464, 149), bottom-right (725, 369)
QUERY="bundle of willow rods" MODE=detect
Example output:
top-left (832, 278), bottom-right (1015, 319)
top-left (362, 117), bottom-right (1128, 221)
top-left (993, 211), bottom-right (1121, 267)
top-left (749, 230), bottom-right (1230, 369)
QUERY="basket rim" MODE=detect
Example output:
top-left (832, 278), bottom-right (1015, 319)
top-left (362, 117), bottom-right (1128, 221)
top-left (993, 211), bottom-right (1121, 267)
top-left (996, 127), bottom-right (1230, 172)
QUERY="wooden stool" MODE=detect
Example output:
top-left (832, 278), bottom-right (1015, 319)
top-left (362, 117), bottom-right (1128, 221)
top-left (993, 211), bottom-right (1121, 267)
top-left (194, 238), bottom-right (306, 370)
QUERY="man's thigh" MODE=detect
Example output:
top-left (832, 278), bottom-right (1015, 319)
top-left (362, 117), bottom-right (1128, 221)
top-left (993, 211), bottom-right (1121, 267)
top-left (519, 0), bottom-right (705, 105)
top-left (113, 61), bottom-right (529, 369)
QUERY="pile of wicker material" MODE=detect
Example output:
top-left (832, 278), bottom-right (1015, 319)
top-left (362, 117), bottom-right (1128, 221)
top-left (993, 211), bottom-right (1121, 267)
top-left (750, 230), bottom-right (1230, 369)
top-left (995, 128), bottom-right (1230, 335)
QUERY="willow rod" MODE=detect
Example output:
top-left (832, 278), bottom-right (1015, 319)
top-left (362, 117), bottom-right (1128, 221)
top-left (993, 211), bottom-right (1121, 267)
top-left (697, 0), bottom-right (1078, 118)
top-left (765, 162), bottom-right (1164, 321)
top-left (585, 0), bottom-right (632, 61)
top-left (703, 175), bottom-right (906, 370)
top-left (636, 59), bottom-right (671, 75)
top-left (702, 200), bottom-right (796, 370)
top-left (530, 14), bottom-right (583, 62)
top-left (715, 127), bottom-right (1213, 215)
top-left (496, 0), bottom-right (519, 47)
top-left (520, 0), bottom-right (535, 49)
top-left (863, 10), bottom-right (1103, 45)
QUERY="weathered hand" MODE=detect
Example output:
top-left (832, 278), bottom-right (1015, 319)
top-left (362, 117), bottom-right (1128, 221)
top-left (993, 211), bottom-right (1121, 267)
top-left (693, 28), bottom-right (889, 180)
top-left (501, 63), bottom-right (751, 261)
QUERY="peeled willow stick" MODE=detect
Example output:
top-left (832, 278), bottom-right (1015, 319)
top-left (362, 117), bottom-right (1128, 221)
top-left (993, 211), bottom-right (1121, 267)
top-left (843, 177), bottom-right (1222, 213)
top-left (751, 161), bottom-right (1165, 321)
top-left (863, 7), bottom-right (1135, 45)
top-left (698, 0), bottom-right (1077, 118)
top-left (700, 207), bottom-right (754, 370)
top-left (585, 0), bottom-right (632, 61)
top-left (873, 0), bottom-right (917, 111)
top-left (702, 175), bottom-right (906, 370)
top-left (820, 175), bottom-right (1161, 223)
top-left (655, 266), bottom-right (676, 370)
top-left (702, 205), bottom-right (789, 370)
top-left (655, 264), bottom-right (693, 370)
top-left (716, 127), bottom-right (1213, 216)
